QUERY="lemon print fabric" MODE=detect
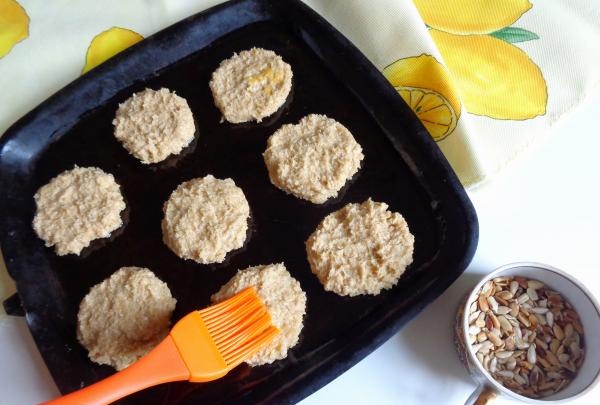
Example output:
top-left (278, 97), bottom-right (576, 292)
top-left (413, 0), bottom-right (532, 35)
top-left (383, 54), bottom-right (460, 142)
top-left (431, 30), bottom-right (546, 120)
top-left (0, 0), bottom-right (29, 58)
top-left (411, 0), bottom-right (547, 121)
top-left (82, 27), bottom-right (143, 74)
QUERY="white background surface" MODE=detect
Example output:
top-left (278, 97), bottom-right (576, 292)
top-left (1, 93), bottom-right (599, 405)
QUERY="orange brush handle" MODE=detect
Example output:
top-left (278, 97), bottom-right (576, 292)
top-left (40, 336), bottom-right (190, 405)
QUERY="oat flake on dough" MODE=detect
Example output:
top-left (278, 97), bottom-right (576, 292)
top-left (306, 199), bottom-right (414, 296)
top-left (77, 267), bottom-right (177, 370)
top-left (212, 263), bottom-right (306, 366)
top-left (209, 47), bottom-right (292, 123)
top-left (263, 114), bottom-right (364, 204)
top-left (32, 166), bottom-right (126, 256)
top-left (161, 175), bottom-right (250, 264)
top-left (113, 88), bottom-right (195, 164)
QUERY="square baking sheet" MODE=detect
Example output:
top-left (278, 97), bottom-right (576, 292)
top-left (0, 0), bottom-right (478, 404)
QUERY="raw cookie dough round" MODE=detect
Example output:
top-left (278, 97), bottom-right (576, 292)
top-left (211, 263), bottom-right (306, 366)
top-left (162, 175), bottom-right (250, 264)
top-left (77, 266), bottom-right (177, 370)
top-left (209, 47), bottom-right (293, 123)
top-left (306, 199), bottom-right (414, 297)
top-left (113, 88), bottom-right (195, 164)
top-left (32, 166), bottom-right (126, 256)
top-left (263, 114), bottom-right (364, 204)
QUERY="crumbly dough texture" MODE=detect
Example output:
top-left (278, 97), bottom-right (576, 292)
top-left (77, 267), bottom-right (177, 370)
top-left (306, 199), bottom-right (414, 296)
top-left (113, 88), bottom-right (195, 164)
top-left (32, 166), bottom-right (126, 256)
top-left (212, 263), bottom-right (306, 366)
top-left (263, 114), bottom-right (364, 204)
top-left (209, 47), bottom-right (293, 123)
top-left (162, 175), bottom-right (250, 264)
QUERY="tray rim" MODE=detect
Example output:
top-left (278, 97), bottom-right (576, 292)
top-left (0, 0), bottom-right (479, 403)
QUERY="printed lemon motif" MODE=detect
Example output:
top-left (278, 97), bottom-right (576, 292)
top-left (430, 29), bottom-right (547, 120)
top-left (384, 54), bottom-right (461, 141)
top-left (0, 0), bottom-right (29, 58)
top-left (82, 27), bottom-right (143, 74)
top-left (397, 87), bottom-right (457, 142)
top-left (413, 0), bottom-right (532, 35)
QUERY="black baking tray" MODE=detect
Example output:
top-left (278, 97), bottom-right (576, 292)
top-left (0, 0), bottom-right (478, 404)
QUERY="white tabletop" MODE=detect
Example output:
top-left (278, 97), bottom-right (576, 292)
top-left (1, 93), bottom-right (599, 405)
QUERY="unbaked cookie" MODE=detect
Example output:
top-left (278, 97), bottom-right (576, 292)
top-left (211, 263), bottom-right (306, 366)
top-left (77, 267), bottom-right (177, 370)
top-left (32, 166), bottom-right (126, 256)
top-left (209, 47), bottom-right (293, 123)
top-left (113, 88), bottom-right (195, 164)
top-left (263, 114), bottom-right (364, 204)
top-left (306, 199), bottom-right (414, 296)
top-left (161, 175), bottom-right (250, 264)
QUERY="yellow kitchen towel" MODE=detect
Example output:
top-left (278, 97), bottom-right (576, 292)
top-left (1, 0), bottom-right (599, 308)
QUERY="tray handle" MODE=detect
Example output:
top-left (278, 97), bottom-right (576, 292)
top-left (3, 292), bottom-right (25, 316)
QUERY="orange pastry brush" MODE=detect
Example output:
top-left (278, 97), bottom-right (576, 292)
top-left (41, 287), bottom-right (279, 405)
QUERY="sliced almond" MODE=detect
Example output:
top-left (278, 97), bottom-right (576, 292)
top-left (569, 342), bottom-right (581, 359)
top-left (510, 280), bottom-right (519, 295)
top-left (535, 338), bottom-right (548, 351)
top-left (547, 371), bottom-right (562, 380)
top-left (495, 351), bottom-right (514, 359)
top-left (490, 313), bottom-right (501, 330)
top-left (519, 360), bottom-right (533, 371)
top-left (527, 280), bottom-right (544, 289)
top-left (475, 311), bottom-right (486, 328)
top-left (479, 295), bottom-right (490, 312)
top-left (528, 314), bottom-right (538, 328)
top-left (478, 340), bottom-right (493, 354)
top-left (510, 301), bottom-right (520, 317)
top-left (506, 357), bottom-right (517, 370)
top-left (497, 290), bottom-right (514, 301)
top-left (495, 306), bottom-right (511, 315)
top-left (545, 351), bottom-right (560, 366)
top-left (487, 296), bottom-right (499, 313)
top-left (483, 354), bottom-right (491, 370)
top-left (553, 324), bottom-right (565, 341)
top-left (517, 312), bottom-right (531, 327)
top-left (538, 357), bottom-right (551, 369)
top-left (481, 280), bottom-right (493, 296)
top-left (496, 370), bottom-right (514, 378)
top-left (490, 356), bottom-right (498, 373)
top-left (550, 339), bottom-right (561, 354)
top-left (468, 310), bottom-right (481, 324)
top-left (498, 315), bottom-right (513, 333)
top-left (514, 373), bottom-right (527, 386)
top-left (487, 332), bottom-right (503, 347)
top-left (535, 313), bottom-right (547, 326)
top-left (573, 320), bottom-right (584, 334)
top-left (564, 323), bottom-right (574, 340)
top-left (528, 344), bottom-right (537, 364)
top-left (527, 287), bottom-right (539, 301)
top-left (504, 336), bottom-right (516, 351)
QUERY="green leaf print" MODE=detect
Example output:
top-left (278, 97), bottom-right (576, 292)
top-left (490, 27), bottom-right (539, 43)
